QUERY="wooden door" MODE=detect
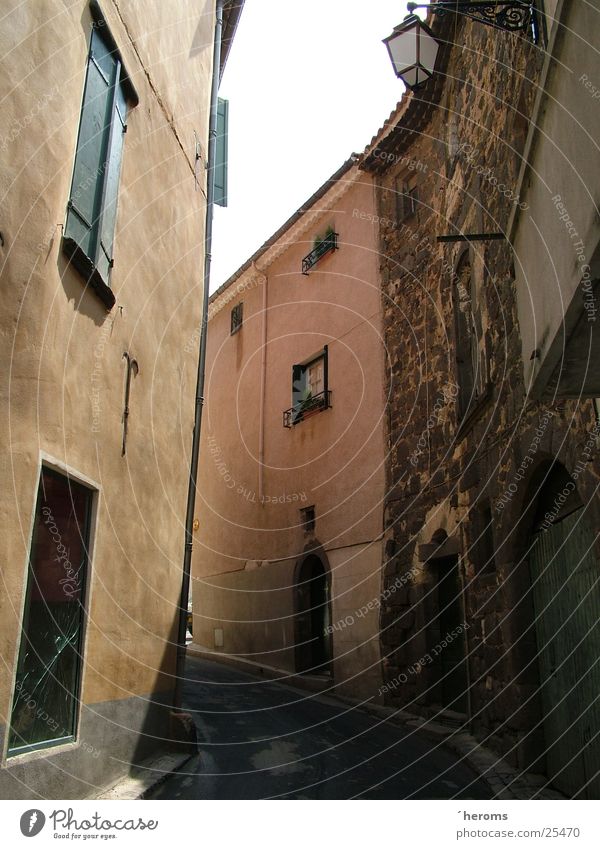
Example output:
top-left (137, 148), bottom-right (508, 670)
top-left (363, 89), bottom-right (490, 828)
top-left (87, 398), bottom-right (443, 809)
top-left (530, 509), bottom-right (600, 798)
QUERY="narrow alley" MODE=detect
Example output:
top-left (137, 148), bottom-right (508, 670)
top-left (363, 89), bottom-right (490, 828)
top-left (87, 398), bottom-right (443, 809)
top-left (150, 658), bottom-right (490, 800)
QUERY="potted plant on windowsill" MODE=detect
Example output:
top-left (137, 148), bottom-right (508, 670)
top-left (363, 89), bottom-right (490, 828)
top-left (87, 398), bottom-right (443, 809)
top-left (301, 391), bottom-right (325, 420)
top-left (313, 226), bottom-right (336, 263)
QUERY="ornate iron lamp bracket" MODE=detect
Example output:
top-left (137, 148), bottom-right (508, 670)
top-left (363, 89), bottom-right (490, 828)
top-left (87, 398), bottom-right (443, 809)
top-left (406, 2), bottom-right (536, 35)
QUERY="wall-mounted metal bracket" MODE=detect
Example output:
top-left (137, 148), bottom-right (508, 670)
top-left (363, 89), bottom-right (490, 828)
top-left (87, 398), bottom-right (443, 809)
top-left (193, 131), bottom-right (203, 191)
top-left (437, 232), bottom-right (506, 242)
top-left (407, 1), bottom-right (537, 35)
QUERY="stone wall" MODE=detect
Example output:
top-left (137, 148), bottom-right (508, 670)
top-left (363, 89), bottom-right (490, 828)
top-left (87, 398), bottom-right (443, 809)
top-left (366, 14), bottom-right (600, 775)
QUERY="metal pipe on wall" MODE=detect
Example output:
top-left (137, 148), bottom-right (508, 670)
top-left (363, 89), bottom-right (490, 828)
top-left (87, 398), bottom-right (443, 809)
top-left (257, 264), bottom-right (268, 503)
top-left (173, 0), bottom-right (225, 711)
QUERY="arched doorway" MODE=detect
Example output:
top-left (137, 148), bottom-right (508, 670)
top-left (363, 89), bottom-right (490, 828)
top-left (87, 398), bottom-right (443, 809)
top-left (424, 553), bottom-right (469, 714)
top-left (295, 554), bottom-right (332, 675)
top-left (528, 463), bottom-right (600, 798)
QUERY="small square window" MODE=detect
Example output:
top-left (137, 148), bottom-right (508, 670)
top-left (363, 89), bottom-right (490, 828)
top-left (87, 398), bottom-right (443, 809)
top-left (301, 505), bottom-right (316, 534)
top-left (231, 302), bottom-right (243, 334)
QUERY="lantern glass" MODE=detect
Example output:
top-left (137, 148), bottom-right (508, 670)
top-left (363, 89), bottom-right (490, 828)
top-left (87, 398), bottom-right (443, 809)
top-left (383, 15), bottom-right (440, 90)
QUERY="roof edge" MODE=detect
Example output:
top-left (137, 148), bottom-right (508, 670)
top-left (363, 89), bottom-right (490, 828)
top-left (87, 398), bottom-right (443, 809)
top-left (220, 1), bottom-right (245, 81)
top-left (209, 153), bottom-right (361, 304)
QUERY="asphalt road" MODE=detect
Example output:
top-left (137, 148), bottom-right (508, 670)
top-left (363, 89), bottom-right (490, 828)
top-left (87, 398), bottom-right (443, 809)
top-left (151, 657), bottom-right (491, 800)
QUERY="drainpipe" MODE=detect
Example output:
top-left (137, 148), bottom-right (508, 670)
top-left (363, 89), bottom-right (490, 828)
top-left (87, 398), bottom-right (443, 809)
top-left (257, 264), bottom-right (268, 503)
top-left (173, 0), bottom-right (224, 711)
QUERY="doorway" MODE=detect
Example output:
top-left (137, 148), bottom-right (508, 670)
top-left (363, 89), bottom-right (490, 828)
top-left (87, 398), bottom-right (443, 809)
top-left (295, 555), bottom-right (332, 674)
top-left (426, 555), bottom-right (468, 713)
top-left (528, 465), bottom-right (600, 798)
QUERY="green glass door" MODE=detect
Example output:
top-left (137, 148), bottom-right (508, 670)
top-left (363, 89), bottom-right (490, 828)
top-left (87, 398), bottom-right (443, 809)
top-left (9, 468), bottom-right (92, 755)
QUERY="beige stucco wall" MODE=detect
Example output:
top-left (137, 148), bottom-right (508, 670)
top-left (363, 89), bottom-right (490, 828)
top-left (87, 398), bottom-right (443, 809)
top-left (513, 0), bottom-right (600, 394)
top-left (193, 559), bottom-right (298, 670)
top-left (0, 0), bottom-right (215, 794)
top-left (194, 167), bottom-right (386, 699)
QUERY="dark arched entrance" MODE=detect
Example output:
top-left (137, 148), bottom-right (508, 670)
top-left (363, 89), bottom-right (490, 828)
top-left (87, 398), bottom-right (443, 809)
top-left (424, 553), bottom-right (469, 714)
top-left (295, 554), bottom-right (332, 675)
top-left (528, 463), bottom-right (600, 798)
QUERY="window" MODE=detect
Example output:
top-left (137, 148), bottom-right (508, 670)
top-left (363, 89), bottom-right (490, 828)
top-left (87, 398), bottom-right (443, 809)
top-left (230, 302), bottom-right (243, 334)
top-left (8, 468), bottom-right (93, 755)
top-left (453, 253), bottom-right (484, 419)
top-left (302, 227), bottom-right (338, 274)
top-left (395, 176), bottom-right (419, 222)
top-left (301, 506), bottom-right (316, 534)
top-left (447, 113), bottom-right (460, 160)
top-left (307, 358), bottom-right (324, 396)
top-left (287, 346), bottom-right (330, 426)
top-left (62, 23), bottom-right (135, 309)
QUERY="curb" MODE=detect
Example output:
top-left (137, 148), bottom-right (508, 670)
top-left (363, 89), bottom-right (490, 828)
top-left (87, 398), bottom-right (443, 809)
top-left (334, 697), bottom-right (564, 800)
top-left (95, 751), bottom-right (198, 801)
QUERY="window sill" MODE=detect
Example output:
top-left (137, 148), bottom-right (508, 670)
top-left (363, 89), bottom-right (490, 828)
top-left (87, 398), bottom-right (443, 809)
top-left (6, 735), bottom-right (77, 764)
top-left (61, 236), bottom-right (116, 310)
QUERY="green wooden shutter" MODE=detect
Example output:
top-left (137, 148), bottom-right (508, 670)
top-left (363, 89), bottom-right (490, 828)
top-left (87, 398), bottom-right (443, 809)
top-left (97, 83), bottom-right (127, 282)
top-left (65, 28), bottom-right (118, 262)
top-left (214, 97), bottom-right (229, 207)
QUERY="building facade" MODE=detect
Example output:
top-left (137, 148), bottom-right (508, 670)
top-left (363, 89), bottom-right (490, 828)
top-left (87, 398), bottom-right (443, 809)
top-left (510, 0), bottom-right (600, 400)
top-left (0, 0), bottom-right (242, 798)
top-left (363, 4), bottom-right (600, 798)
top-left (192, 159), bottom-right (387, 700)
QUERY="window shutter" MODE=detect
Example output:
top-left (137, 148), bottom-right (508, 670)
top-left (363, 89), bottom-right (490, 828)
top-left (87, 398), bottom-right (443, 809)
top-left (214, 97), bottom-right (229, 207)
top-left (97, 84), bottom-right (127, 283)
top-left (323, 345), bottom-right (329, 397)
top-left (65, 28), bottom-right (117, 261)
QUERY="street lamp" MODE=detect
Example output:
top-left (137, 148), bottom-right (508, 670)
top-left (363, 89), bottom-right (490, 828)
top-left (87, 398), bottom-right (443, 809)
top-left (384, 2), bottom-right (538, 90)
top-left (383, 15), bottom-right (440, 90)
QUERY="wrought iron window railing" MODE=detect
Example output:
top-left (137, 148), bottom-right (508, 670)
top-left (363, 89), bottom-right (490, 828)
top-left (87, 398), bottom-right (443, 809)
top-left (283, 390), bottom-right (332, 428)
top-left (302, 232), bottom-right (338, 275)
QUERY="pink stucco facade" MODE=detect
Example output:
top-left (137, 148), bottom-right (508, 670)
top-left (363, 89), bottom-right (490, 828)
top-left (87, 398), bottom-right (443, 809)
top-left (192, 161), bottom-right (387, 699)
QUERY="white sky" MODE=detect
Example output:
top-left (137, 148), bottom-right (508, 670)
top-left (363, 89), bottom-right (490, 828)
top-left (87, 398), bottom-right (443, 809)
top-left (211, 0), bottom-right (415, 291)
